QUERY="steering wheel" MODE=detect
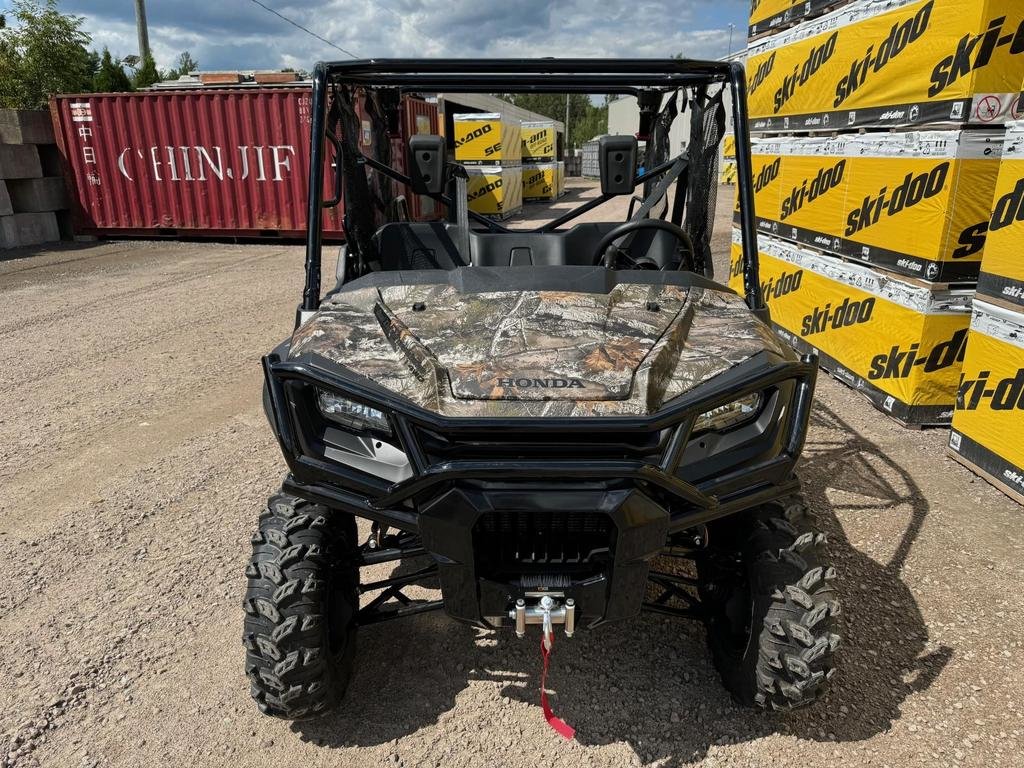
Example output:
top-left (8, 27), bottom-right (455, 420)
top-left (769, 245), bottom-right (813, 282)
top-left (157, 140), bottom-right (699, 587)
top-left (592, 218), bottom-right (696, 270)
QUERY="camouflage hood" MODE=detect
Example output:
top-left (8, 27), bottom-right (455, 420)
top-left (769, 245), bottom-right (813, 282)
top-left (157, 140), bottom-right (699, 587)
top-left (289, 279), bottom-right (784, 418)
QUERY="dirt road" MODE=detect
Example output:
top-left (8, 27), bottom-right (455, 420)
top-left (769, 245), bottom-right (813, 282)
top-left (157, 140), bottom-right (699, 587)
top-left (1, 186), bottom-right (1022, 767)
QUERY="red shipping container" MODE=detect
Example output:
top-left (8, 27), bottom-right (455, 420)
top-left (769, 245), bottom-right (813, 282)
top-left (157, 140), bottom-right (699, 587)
top-left (50, 88), bottom-right (438, 240)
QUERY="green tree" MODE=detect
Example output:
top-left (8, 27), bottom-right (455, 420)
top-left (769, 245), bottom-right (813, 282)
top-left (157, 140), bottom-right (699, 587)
top-left (166, 50), bottom-right (198, 80)
top-left (132, 53), bottom-right (161, 89)
top-left (93, 48), bottom-right (133, 92)
top-left (0, 0), bottom-right (93, 109)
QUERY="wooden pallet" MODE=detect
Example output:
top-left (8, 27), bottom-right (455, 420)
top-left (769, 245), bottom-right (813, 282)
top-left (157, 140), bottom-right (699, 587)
top-left (947, 448), bottom-right (1024, 507)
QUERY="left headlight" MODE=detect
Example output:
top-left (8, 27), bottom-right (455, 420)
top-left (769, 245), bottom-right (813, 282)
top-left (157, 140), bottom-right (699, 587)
top-left (693, 392), bottom-right (762, 434)
top-left (317, 389), bottom-right (392, 436)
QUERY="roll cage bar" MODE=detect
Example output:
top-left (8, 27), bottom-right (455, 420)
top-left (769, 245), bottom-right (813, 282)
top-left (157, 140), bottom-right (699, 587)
top-left (302, 59), bottom-right (763, 314)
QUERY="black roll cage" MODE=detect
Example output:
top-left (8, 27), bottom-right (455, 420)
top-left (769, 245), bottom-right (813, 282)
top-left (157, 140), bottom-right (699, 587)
top-left (302, 58), bottom-right (763, 314)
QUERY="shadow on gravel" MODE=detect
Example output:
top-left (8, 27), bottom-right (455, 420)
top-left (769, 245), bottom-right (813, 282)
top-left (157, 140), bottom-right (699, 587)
top-left (294, 402), bottom-right (952, 765)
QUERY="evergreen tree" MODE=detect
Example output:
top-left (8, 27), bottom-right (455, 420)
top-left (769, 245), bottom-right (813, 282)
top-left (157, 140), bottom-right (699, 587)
top-left (93, 48), bottom-right (133, 92)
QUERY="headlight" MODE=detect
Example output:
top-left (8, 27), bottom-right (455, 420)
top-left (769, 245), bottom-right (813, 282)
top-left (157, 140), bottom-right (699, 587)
top-left (693, 392), bottom-right (762, 434)
top-left (317, 390), bottom-right (392, 435)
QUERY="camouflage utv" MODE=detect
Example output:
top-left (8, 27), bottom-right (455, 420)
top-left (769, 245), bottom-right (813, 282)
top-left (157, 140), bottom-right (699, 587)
top-left (245, 59), bottom-right (840, 725)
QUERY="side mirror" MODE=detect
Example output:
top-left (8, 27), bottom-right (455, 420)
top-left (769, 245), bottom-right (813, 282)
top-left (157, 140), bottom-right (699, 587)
top-left (408, 135), bottom-right (446, 195)
top-left (598, 135), bottom-right (638, 195)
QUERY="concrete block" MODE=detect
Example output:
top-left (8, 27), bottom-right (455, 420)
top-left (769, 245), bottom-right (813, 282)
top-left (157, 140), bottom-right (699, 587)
top-left (6, 178), bottom-right (68, 213)
top-left (0, 212), bottom-right (60, 249)
top-left (0, 144), bottom-right (42, 180)
top-left (0, 109), bottom-right (55, 144)
top-left (37, 144), bottom-right (63, 177)
top-left (0, 181), bottom-right (11, 217)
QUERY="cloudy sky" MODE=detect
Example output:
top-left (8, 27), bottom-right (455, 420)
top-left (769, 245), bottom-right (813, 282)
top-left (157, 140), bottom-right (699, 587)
top-left (1, 0), bottom-right (749, 73)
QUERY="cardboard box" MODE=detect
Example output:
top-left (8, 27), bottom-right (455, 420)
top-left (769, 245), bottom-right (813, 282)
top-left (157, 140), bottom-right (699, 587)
top-left (522, 162), bottom-right (557, 201)
top-left (454, 114), bottom-right (523, 165)
top-left (748, 0), bottom-right (853, 38)
top-left (557, 160), bottom-right (566, 196)
top-left (521, 121), bottom-right (557, 161)
top-left (949, 300), bottom-right (1024, 504)
top-left (722, 134), bottom-right (737, 160)
top-left (744, 130), bottom-right (1003, 281)
top-left (747, 0), bottom-right (1024, 132)
top-left (730, 230), bottom-right (973, 424)
top-left (720, 161), bottom-right (738, 184)
top-left (977, 121), bottom-right (1024, 309)
top-left (466, 166), bottom-right (523, 217)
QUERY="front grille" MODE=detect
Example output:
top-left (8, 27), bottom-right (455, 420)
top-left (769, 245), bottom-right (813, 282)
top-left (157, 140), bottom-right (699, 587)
top-left (414, 425), bottom-right (667, 464)
top-left (473, 510), bottom-right (615, 579)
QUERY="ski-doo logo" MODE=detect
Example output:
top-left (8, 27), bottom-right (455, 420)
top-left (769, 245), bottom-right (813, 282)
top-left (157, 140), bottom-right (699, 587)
top-left (497, 377), bottom-right (585, 389)
top-left (753, 157), bottom-right (781, 194)
top-left (774, 32), bottom-right (838, 113)
top-left (930, 14), bottom-right (1024, 97)
top-left (526, 171), bottom-right (545, 186)
top-left (952, 220), bottom-right (989, 259)
top-left (844, 162), bottom-right (950, 236)
top-left (781, 159), bottom-right (846, 220)
top-left (990, 177), bottom-right (1024, 233)
top-left (749, 51), bottom-right (776, 97)
top-left (958, 367), bottom-right (1024, 411)
top-left (761, 268), bottom-right (798, 305)
top-left (454, 124), bottom-right (491, 147)
top-left (468, 178), bottom-right (503, 200)
top-left (868, 328), bottom-right (967, 380)
top-left (801, 295), bottom-right (875, 337)
top-left (455, 124), bottom-right (502, 157)
top-left (835, 0), bottom-right (933, 107)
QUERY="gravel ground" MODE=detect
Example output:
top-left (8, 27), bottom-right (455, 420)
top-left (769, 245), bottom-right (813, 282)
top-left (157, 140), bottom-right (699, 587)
top-left (1, 182), bottom-right (1022, 768)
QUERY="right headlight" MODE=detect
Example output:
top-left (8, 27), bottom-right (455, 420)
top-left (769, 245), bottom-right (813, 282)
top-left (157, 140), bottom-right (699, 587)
top-left (317, 389), bottom-right (392, 436)
top-left (693, 392), bottom-right (762, 434)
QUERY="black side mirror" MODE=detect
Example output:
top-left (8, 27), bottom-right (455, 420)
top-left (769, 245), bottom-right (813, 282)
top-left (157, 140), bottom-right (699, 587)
top-left (598, 135), bottom-right (638, 195)
top-left (408, 135), bottom-right (446, 195)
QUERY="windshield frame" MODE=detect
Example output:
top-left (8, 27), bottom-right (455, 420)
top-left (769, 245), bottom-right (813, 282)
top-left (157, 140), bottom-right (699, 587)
top-left (301, 58), bottom-right (763, 315)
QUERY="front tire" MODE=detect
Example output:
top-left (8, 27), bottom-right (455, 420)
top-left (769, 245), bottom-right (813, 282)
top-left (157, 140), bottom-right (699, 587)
top-left (243, 493), bottom-right (359, 720)
top-left (698, 495), bottom-right (840, 710)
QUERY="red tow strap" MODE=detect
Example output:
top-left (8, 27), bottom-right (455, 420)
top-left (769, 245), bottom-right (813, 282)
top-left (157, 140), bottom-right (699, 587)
top-left (539, 635), bottom-right (575, 740)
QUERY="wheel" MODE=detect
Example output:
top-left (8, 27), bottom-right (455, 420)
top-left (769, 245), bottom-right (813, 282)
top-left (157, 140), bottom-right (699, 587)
top-left (697, 495), bottom-right (840, 710)
top-left (243, 492), bottom-right (359, 719)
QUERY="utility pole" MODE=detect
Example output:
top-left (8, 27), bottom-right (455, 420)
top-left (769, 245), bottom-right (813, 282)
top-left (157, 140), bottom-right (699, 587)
top-left (564, 93), bottom-right (570, 153)
top-left (134, 0), bottom-right (151, 60)
top-left (726, 23), bottom-right (735, 59)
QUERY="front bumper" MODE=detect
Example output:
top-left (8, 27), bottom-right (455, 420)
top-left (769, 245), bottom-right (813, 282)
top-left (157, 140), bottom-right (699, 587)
top-left (264, 347), bottom-right (817, 627)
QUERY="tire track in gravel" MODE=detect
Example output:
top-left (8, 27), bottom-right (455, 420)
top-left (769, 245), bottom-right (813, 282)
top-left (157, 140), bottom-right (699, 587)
top-left (0, 249), bottom-right (286, 339)
top-left (0, 254), bottom-right (300, 492)
top-left (0, 248), bottom-right (295, 393)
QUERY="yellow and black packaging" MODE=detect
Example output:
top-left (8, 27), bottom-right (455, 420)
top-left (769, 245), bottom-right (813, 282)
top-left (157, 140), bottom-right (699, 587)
top-left (453, 114), bottom-right (523, 165)
top-left (978, 121), bottom-right (1024, 309)
top-left (748, 0), bottom-right (852, 38)
top-left (949, 300), bottom-right (1024, 504)
top-left (747, 0), bottom-right (1024, 132)
top-left (522, 121), bottom-right (557, 161)
top-left (466, 166), bottom-right (523, 217)
top-left (743, 131), bottom-right (1003, 281)
top-left (735, 137), bottom-right (788, 228)
top-left (730, 230), bottom-right (973, 424)
top-left (722, 134), bottom-right (737, 160)
top-left (522, 162), bottom-right (557, 201)
top-left (720, 161), bottom-right (738, 184)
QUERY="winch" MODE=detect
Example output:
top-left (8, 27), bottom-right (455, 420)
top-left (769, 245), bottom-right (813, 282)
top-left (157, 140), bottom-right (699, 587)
top-left (510, 594), bottom-right (576, 642)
